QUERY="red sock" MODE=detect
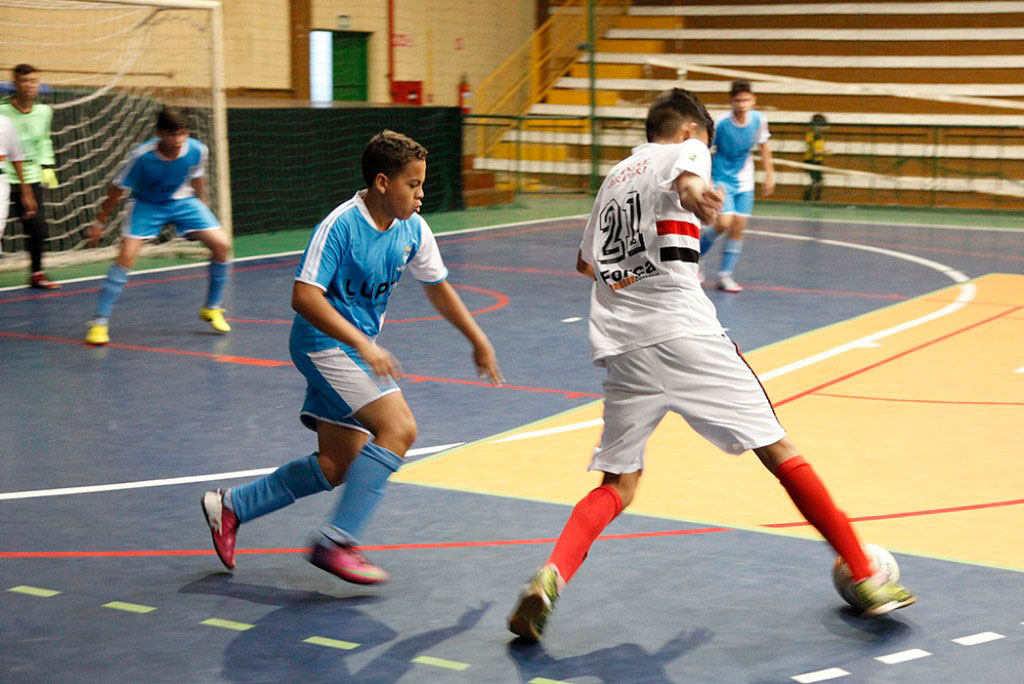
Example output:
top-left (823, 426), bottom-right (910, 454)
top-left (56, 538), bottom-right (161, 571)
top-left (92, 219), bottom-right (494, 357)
top-left (547, 485), bottom-right (624, 583)
top-left (775, 456), bottom-right (873, 581)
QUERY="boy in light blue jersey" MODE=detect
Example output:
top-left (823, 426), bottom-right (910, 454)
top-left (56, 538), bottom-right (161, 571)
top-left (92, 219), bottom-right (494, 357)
top-left (699, 80), bottom-right (775, 293)
top-left (85, 106), bottom-right (231, 344)
top-left (202, 130), bottom-right (503, 584)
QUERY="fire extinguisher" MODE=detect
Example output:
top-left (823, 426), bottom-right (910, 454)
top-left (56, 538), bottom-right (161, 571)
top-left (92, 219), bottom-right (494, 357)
top-left (458, 74), bottom-right (471, 114)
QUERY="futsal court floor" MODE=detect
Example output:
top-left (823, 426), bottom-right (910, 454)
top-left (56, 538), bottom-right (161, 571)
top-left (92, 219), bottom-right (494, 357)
top-left (2, 213), bottom-right (1022, 683)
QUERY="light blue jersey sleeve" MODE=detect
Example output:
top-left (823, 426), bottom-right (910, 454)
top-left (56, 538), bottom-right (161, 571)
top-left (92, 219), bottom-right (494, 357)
top-left (296, 214), bottom-right (346, 291)
top-left (113, 141), bottom-right (152, 191)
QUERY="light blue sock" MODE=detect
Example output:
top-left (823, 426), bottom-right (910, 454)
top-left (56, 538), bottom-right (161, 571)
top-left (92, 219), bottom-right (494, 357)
top-left (320, 442), bottom-right (402, 546)
top-left (206, 260), bottom-right (230, 309)
top-left (226, 452), bottom-right (332, 523)
top-left (699, 227), bottom-right (719, 256)
top-left (719, 239), bottom-right (743, 276)
top-left (94, 263), bottom-right (129, 321)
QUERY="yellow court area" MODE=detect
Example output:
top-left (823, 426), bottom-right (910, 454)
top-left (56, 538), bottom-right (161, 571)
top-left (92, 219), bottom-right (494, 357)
top-left (395, 274), bottom-right (1024, 571)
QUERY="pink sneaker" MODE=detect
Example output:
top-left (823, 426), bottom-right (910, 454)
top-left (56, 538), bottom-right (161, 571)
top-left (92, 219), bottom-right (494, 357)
top-left (201, 489), bottom-right (238, 569)
top-left (308, 539), bottom-right (389, 585)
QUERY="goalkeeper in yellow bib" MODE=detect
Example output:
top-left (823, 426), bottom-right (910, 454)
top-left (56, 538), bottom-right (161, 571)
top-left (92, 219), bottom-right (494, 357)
top-left (85, 106), bottom-right (231, 345)
top-left (0, 64), bottom-right (59, 289)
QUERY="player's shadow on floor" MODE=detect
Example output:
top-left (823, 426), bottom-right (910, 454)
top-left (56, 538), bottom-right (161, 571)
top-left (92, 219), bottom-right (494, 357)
top-left (506, 628), bottom-right (713, 684)
top-left (180, 574), bottom-right (491, 683)
top-left (824, 606), bottom-right (916, 644)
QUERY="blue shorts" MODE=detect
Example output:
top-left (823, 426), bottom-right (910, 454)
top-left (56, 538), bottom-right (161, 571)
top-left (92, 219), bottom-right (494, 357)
top-left (720, 188), bottom-right (754, 217)
top-left (291, 344), bottom-right (400, 433)
top-left (122, 196), bottom-right (220, 239)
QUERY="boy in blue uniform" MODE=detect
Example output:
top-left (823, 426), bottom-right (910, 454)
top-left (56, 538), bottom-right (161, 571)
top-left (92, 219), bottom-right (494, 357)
top-left (202, 130), bottom-right (503, 584)
top-left (699, 80), bottom-right (775, 293)
top-left (84, 106), bottom-right (231, 344)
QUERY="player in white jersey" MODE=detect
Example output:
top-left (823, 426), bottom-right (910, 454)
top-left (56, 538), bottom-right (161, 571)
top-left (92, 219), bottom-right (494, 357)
top-left (699, 80), bottom-right (775, 293)
top-left (0, 114), bottom-right (36, 241)
top-left (507, 89), bottom-right (914, 642)
top-left (84, 106), bottom-right (232, 345)
top-left (202, 131), bottom-right (503, 584)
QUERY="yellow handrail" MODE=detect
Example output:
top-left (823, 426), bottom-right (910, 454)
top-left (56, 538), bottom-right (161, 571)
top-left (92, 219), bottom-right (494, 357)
top-left (472, 0), bottom-right (633, 157)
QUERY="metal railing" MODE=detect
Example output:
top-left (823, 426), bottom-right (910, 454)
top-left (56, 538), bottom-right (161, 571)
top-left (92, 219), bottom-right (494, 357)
top-left (465, 114), bottom-right (1024, 211)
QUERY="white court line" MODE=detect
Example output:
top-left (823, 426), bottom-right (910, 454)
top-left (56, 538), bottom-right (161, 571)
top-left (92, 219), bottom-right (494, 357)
top-left (792, 668), bottom-right (850, 683)
top-left (952, 631), bottom-right (1005, 646)
top-left (495, 419), bottom-right (604, 443)
top-left (0, 443), bottom-right (464, 501)
top-left (561, 316), bottom-right (582, 323)
top-left (490, 231), bottom-right (974, 443)
top-left (875, 649), bottom-right (932, 664)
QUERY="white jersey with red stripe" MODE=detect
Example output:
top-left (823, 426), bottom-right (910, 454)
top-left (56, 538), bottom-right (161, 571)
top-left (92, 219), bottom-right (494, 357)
top-left (579, 139), bottom-right (724, 365)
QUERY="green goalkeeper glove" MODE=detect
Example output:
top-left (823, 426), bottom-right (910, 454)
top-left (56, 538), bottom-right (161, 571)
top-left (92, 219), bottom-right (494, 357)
top-left (41, 167), bottom-right (58, 189)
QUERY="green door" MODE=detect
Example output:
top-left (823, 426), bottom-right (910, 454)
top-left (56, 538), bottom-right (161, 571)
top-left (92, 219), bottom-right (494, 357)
top-left (332, 32), bottom-right (368, 101)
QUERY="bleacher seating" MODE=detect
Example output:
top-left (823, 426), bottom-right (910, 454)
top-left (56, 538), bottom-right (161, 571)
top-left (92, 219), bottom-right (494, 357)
top-left (473, 1), bottom-right (1024, 209)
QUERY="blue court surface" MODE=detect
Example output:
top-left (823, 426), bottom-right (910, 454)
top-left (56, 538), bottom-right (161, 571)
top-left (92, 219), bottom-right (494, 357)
top-left (2, 214), bottom-right (1023, 683)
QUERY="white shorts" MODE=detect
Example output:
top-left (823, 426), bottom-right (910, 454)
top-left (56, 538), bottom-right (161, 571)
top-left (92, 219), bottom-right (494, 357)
top-left (589, 333), bottom-right (786, 474)
top-left (291, 345), bottom-right (400, 434)
top-left (0, 178), bottom-right (9, 239)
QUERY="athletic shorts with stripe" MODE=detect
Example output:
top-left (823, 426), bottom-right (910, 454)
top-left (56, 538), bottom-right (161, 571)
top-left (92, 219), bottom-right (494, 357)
top-left (589, 333), bottom-right (786, 474)
top-left (720, 187), bottom-right (754, 217)
top-left (291, 344), bottom-right (400, 435)
top-left (121, 196), bottom-right (220, 239)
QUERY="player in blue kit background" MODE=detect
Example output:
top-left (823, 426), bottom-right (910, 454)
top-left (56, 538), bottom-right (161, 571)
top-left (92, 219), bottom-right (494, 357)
top-left (85, 106), bottom-right (231, 345)
top-left (202, 130), bottom-right (503, 584)
top-left (699, 80), bottom-right (775, 293)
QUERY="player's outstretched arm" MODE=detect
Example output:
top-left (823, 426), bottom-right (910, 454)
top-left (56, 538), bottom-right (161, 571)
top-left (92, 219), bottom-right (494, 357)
top-left (675, 172), bottom-right (723, 224)
top-left (88, 185), bottom-right (126, 247)
top-left (421, 280), bottom-right (504, 385)
top-left (291, 281), bottom-right (398, 378)
top-left (760, 141), bottom-right (775, 196)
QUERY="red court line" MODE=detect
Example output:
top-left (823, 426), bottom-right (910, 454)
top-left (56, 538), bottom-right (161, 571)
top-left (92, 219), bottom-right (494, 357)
top-left (814, 392), bottom-right (1024, 406)
top-left (741, 284), bottom-right (906, 300)
top-left (0, 331), bottom-right (293, 366)
top-left (226, 318), bottom-right (292, 324)
top-left (224, 284), bottom-right (510, 325)
top-left (0, 528), bottom-right (730, 558)
top-left (773, 305), bottom-right (1023, 407)
top-left (866, 239), bottom-right (1024, 264)
top-left (446, 262), bottom-right (584, 278)
top-left (0, 331), bottom-right (597, 396)
top-left (764, 497), bottom-right (1024, 528)
top-left (5, 495), bottom-right (1022, 558)
top-left (388, 284), bottom-right (509, 322)
top-left (0, 260), bottom-right (301, 303)
top-left (450, 263), bottom-right (909, 302)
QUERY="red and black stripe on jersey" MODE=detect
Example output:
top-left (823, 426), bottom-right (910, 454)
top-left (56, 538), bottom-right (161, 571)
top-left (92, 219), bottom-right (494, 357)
top-left (656, 220), bottom-right (700, 264)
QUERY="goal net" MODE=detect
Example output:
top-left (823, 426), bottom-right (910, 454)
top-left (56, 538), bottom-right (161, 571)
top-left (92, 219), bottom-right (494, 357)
top-left (0, 0), bottom-right (229, 266)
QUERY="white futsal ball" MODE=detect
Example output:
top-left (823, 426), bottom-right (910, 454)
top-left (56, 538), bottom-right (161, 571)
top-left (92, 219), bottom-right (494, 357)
top-left (832, 543), bottom-right (900, 607)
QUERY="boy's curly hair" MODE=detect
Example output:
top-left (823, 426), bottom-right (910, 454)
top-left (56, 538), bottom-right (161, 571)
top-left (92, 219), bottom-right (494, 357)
top-left (362, 130), bottom-right (427, 186)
